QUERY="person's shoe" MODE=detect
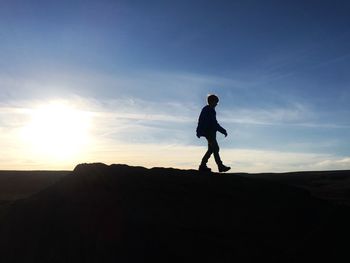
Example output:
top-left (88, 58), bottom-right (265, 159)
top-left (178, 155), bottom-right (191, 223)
top-left (199, 165), bottom-right (211, 172)
top-left (218, 164), bottom-right (231, 173)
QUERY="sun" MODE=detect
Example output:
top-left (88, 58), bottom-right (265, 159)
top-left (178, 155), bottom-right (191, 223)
top-left (22, 102), bottom-right (92, 161)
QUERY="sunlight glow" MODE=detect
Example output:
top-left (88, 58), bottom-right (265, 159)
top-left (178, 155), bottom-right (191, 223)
top-left (21, 102), bottom-right (92, 161)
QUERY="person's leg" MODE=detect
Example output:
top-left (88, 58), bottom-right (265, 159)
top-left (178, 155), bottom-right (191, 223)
top-left (209, 136), bottom-right (223, 167)
top-left (208, 133), bottom-right (230, 173)
top-left (201, 134), bottom-right (222, 165)
top-left (200, 138), bottom-right (213, 167)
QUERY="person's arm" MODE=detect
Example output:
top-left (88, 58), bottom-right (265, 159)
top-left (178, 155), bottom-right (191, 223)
top-left (216, 122), bottom-right (227, 137)
top-left (212, 109), bottom-right (227, 136)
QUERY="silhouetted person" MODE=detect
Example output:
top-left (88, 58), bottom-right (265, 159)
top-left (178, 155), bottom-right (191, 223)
top-left (196, 94), bottom-right (231, 173)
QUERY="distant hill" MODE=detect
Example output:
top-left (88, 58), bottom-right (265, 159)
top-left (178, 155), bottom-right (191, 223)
top-left (0, 163), bottom-right (350, 262)
top-left (0, 170), bottom-right (69, 201)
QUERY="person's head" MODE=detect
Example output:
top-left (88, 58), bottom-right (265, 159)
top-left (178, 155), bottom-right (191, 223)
top-left (207, 94), bottom-right (219, 108)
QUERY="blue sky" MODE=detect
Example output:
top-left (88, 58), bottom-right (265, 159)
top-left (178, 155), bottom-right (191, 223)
top-left (1, 0), bottom-right (350, 172)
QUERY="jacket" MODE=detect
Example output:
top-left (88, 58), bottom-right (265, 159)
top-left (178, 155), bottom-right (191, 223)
top-left (196, 105), bottom-right (226, 137)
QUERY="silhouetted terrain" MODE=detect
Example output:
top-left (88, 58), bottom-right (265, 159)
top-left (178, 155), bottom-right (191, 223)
top-left (0, 171), bottom-right (69, 201)
top-left (243, 170), bottom-right (350, 206)
top-left (0, 164), bottom-right (350, 262)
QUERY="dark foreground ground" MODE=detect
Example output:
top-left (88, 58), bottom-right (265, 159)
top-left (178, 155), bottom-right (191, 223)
top-left (0, 164), bottom-right (350, 262)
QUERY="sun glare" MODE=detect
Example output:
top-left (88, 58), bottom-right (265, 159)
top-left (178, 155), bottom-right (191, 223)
top-left (22, 102), bottom-right (91, 161)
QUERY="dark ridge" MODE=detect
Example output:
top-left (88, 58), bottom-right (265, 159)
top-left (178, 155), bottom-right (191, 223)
top-left (0, 163), bottom-right (350, 262)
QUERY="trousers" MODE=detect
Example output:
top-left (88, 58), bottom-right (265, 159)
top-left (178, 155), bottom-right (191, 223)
top-left (201, 132), bottom-right (222, 166)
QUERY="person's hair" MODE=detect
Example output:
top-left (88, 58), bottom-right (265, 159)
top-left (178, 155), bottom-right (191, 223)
top-left (207, 94), bottom-right (219, 105)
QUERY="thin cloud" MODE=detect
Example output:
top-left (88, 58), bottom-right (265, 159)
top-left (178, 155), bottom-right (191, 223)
top-left (220, 104), bottom-right (350, 129)
top-left (307, 157), bottom-right (350, 171)
top-left (221, 103), bottom-right (313, 126)
top-left (1, 98), bottom-right (349, 172)
top-left (1, 73), bottom-right (349, 171)
top-left (217, 149), bottom-right (350, 173)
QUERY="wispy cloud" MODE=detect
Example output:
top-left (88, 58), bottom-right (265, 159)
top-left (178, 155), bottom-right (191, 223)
top-left (312, 157), bottom-right (350, 171)
top-left (221, 149), bottom-right (350, 173)
top-left (221, 103), bottom-right (311, 126)
top-left (220, 103), bottom-right (350, 129)
top-left (1, 96), bottom-right (349, 171)
top-left (1, 67), bottom-right (349, 171)
top-left (0, 69), bottom-right (261, 105)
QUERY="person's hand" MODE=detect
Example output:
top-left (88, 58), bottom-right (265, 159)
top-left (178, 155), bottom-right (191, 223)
top-left (196, 133), bottom-right (200, 138)
top-left (223, 130), bottom-right (228, 137)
